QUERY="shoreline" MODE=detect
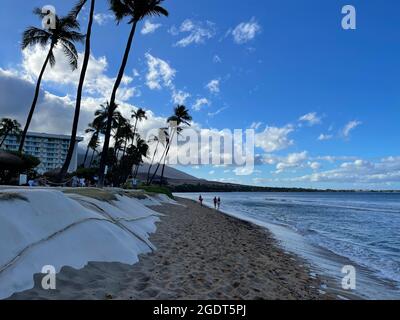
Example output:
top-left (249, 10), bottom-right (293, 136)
top-left (10, 197), bottom-right (341, 300)
top-left (177, 193), bottom-right (400, 300)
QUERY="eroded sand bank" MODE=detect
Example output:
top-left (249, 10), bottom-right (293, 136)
top-left (10, 198), bottom-right (333, 300)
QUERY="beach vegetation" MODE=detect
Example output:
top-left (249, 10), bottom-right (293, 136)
top-left (138, 185), bottom-right (174, 199)
top-left (0, 119), bottom-right (22, 148)
top-left (63, 188), bottom-right (118, 202)
top-left (0, 151), bottom-right (40, 185)
top-left (97, 0), bottom-right (169, 187)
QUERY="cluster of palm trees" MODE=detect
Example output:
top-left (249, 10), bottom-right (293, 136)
top-left (82, 103), bottom-right (192, 187)
top-left (18, 0), bottom-right (192, 187)
top-left (0, 118), bottom-right (22, 148)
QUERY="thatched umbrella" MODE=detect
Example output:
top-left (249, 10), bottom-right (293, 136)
top-left (0, 151), bottom-right (25, 169)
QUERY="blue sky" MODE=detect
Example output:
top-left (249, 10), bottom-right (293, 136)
top-left (0, 0), bottom-right (399, 189)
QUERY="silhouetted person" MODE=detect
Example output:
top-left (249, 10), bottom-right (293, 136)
top-left (199, 195), bottom-right (204, 207)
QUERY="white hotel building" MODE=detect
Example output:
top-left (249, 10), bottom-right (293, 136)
top-left (1, 132), bottom-right (83, 174)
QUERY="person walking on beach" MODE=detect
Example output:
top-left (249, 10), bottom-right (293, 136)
top-left (199, 195), bottom-right (204, 207)
top-left (213, 197), bottom-right (218, 209)
top-left (217, 197), bottom-right (221, 210)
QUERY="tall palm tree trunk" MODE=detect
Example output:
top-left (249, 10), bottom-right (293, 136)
top-left (59, 0), bottom-right (95, 181)
top-left (89, 149), bottom-right (96, 167)
top-left (98, 22), bottom-right (137, 187)
top-left (160, 142), bottom-right (173, 186)
top-left (153, 128), bottom-right (176, 186)
top-left (19, 44), bottom-right (54, 152)
top-left (83, 144), bottom-right (91, 167)
top-left (122, 140), bottom-right (128, 158)
top-left (149, 136), bottom-right (172, 185)
top-left (146, 141), bottom-right (159, 184)
top-left (132, 118), bottom-right (138, 143)
top-left (134, 164), bottom-right (140, 179)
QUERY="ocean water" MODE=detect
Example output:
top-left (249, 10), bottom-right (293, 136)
top-left (175, 192), bottom-right (400, 299)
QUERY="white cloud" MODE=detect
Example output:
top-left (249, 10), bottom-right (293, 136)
top-left (141, 20), bottom-right (162, 35)
top-left (19, 45), bottom-right (138, 102)
top-left (318, 134), bottom-right (333, 141)
top-left (275, 151), bottom-right (309, 173)
top-left (144, 53), bottom-right (192, 107)
top-left (193, 98), bottom-right (210, 111)
top-left (315, 155), bottom-right (357, 163)
top-left (299, 112), bottom-right (322, 126)
top-left (342, 120), bottom-right (362, 138)
top-left (208, 107), bottom-right (228, 117)
top-left (172, 90), bottom-right (190, 105)
top-left (145, 53), bottom-right (176, 90)
top-left (231, 18), bottom-right (261, 44)
top-left (289, 157), bottom-right (400, 185)
top-left (94, 13), bottom-right (114, 26)
top-left (309, 161), bottom-right (321, 171)
top-left (206, 79), bottom-right (220, 94)
top-left (171, 19), bottom-right (216, 47)
top-left (255, 125), bottom-right (294, 153)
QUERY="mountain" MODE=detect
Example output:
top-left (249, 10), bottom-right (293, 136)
top-left (136, 164), bottom-right (201, 185)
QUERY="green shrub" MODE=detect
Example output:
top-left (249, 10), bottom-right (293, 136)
top-left (138, 185), bottom-right (174, 199)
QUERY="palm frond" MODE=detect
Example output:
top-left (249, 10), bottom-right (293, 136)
top-left (69, 0), bottom-right (88, 19)
top-left (147, 4), bottom-right (169, 17)
top-left (59, 30), bottom-right (86, 43)
top-left (21, 27), bottom-right (51, 49)
top-left (109, 0), bottom-right (168, 23)
top-left (48, 50), bottom-right (56, 67)
top-left (59, 15), bottom-right (81, 31)
top-left (134, 0), bottom-right (169, 21)
top-left (109, 0), bottom-right (132, 23)
top-left (32, 7), bottom-right (47, 19)
top-left (60, 40), bottom-right (79, 70)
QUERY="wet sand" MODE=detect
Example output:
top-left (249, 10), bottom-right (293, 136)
top-left (10, 198), bottom-right (334, 300)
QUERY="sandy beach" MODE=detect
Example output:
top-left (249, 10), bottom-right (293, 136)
top-left (9, 197), bottom-right (333, 300)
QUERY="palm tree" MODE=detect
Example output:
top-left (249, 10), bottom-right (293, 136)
top-left (0, 119), bottom-right (22, 148)
top-left (83, 122), bottom-right (101, 167)
top-left (132, 137), bottom-right (149, 178)
top-left (93, 102), bottom-right (122, 135)
top-left (159, 106), bottom-right (192, 185)
top-left (88, 133), bottom-right (100, 167)
top-left (59, 0), bottom-right (97, 181)
top-left (146, 129), bottom-right (167, 184)
top-left (119, 121), bottom-right (135, 159)
top-left (81, 103), bottom-right (121, 168)
top-left (131, 108), bottom-right (147, 141)
top-left (98, 0), bottom-right (169, 187)
top-left (113, 114), bottom-right (132, 158)
top-left (19, 10), bottom-right (84, 152)
top-left (149, 105), bottom-right (192, 185)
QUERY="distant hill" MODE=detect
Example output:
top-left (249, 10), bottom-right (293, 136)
top-left (76, 156), bottom-right (399, 193)
top-left (136, 164), bottom-right (200, 182)
top-left (137, 165), bottom-right (329, 192)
